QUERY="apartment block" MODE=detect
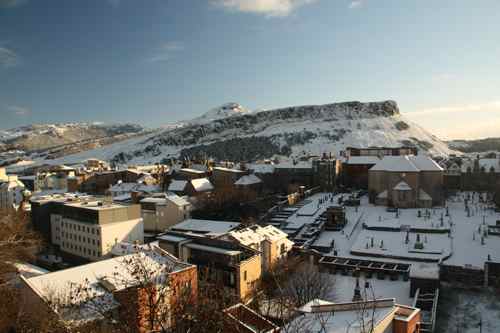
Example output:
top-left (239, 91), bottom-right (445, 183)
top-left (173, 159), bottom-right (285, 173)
top-left (158, 232), bottom-right (261, 301)
top-left (140, 193), bottom-right (191, 233)
top-left (219, 225), bottom-right (294, 272)
top-left (31, 193), bottom-right (143, 262)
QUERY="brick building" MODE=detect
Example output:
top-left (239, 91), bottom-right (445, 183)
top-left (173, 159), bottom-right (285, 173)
top-left (79, 169), bottom-right (143, 195)
top-left (20, 246), bottom-right (197, 332)
top-left (341, 146), bottom-right (417, 189)
top-left (368, 155), bottom-right (444, 208)
top-left (158, 231), bottom-right (261, 301)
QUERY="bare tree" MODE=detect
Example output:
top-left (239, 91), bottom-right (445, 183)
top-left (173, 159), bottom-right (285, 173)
top-left (253, 256), bottom-right (335, 332)
top-left (345, 278), bottom-right (377, 333)
top-left (0, 208), bottom-right (42, 332)
top-left (37, 248), bottom-right (197, 333)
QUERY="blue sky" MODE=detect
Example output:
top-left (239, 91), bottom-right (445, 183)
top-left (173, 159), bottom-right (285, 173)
top-left (1, 0), bottom-right (500, 139)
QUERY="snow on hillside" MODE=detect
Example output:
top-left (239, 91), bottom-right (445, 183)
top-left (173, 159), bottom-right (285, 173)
top-left (187, 102), bottom-right (251, 125)
top-left (5, 100), bottom-right (457, 171)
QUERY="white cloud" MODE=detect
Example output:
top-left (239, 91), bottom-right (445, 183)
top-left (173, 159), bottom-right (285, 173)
top-left (8, 105), bottom-right (31, 116)
top-left (149, 42), bottom-right (184, 63)
top-left (211, 0), bottom-right (318, 17)
top-left (405, 101), bottom-right (500, 139)
top-left (0, 47), bottom-right (18, 68)
top-left (348, 0), bottom-right (363, 9)
top-left (408, 101), bottom-right (500, 117)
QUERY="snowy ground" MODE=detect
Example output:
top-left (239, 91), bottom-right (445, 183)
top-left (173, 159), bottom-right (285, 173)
top-left (284, 191), bottom-right (500, 267)
top-left (320, 272), bottom-right (414, 308)
top-left (436, 283), bottom-right (500, 333)
top-left (350, 229), bottom-right (451, 262)
top-left (363, 206), bottom-right (451, 232)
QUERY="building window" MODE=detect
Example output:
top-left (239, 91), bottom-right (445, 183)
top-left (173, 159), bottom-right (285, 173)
top-left (244, 271), bottom-right (247, 281)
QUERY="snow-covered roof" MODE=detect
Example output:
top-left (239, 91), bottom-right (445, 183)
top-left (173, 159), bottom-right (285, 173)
top-left (247, 163), bottom-right (275, 174)
top-left (110, 241), bottom-right (159, 256)
top-left (109, 182), bottom-right (159, 194)
top-left (370, 155), bottom-right (442, 172)
top-left (191, 178), bottom-right (213, 192)
top-left (409, 263), bottom-right (439, 280)
top-left (224, 225), bottom-right (293, 247)
top-left (418, 189), bottom-right (432, 201)
top-left (14, 262), bottom-right (49, 279)
top-left (213, 166), bottom-right (246, 173)
top-left (274, 161), bottom-right (312, 169)
top-left (234, 174), bottom-right (262, 186)
top-left (170, 218), bottom-right (240, 236)
top-left (109, 182), bottom-right (137, 192)
top-left (185, 242), bottom-right (242, 256)
top-left (345, 156), bottom-right (381, 165)
top-left (157, 234), bottom-right (189, 243)
top-left (140, 197), bottom-right (167, 204)
top-left (377, 190), bottom-right (388, 199)
top-left (168, 180), bottom-right (188, 192)
top-left (165, 193), bottom-right (190, 207)
top-left (408, 155), bottom-right (443, 171)
top-left (23, 246), bottom-right (192, 325)
top-left (290, 299), bottom-right (401, 333)
top-left (393, 181), bottom-right (412, 191)
top-left (180, 168), bottom-right (206, 174)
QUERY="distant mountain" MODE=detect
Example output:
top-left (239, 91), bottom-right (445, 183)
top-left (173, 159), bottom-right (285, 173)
top-left (448, 137), bottom-right (500, 153)
top-left (187, 102), bottom-right (251, 125)
top-left (4, 101), bottom-right (456, 169)
top-left (0, 123), bottom-right (148, 167)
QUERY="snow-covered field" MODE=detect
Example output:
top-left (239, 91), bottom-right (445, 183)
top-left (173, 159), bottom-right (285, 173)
top-left (324, 273), bottom-right (414, 306)
top-left (280, 191), bottom-right (500, 267)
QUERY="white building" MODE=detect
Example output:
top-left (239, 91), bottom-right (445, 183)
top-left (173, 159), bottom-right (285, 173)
top-left (0, 168), bottom-right (26, 209)
top-left (49, 199), bottom-right (144, 262)
top-left (219, 225), bottom-right (294, 272)
top-left (140, 193), bottom-right (192, 233)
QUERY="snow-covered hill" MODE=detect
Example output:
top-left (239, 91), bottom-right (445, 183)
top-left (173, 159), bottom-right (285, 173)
top-left (0, 123), bottom-right (148, 168)
top-left (18, 100), bottom-right (455, 169)
top-left (187, 102), bottom-right (251, 125)
top-left (0, 123), bottom-right (145, 152)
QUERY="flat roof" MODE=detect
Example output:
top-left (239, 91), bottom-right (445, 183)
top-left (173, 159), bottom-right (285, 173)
top-left (170, 218), bottom-right (240, 235)
top-left (185, 242), bottom-right (242, 256)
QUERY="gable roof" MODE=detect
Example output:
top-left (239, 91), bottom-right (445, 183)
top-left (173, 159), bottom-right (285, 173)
top-left (234, 174), bottom-right (262, 186)
top-left (23, 246), bottom-right (192, 325)
top-left (191, 178), bottom-right (214, 192)
top-left (168, 180), bottom-right (188, 192)
top-left (393, 181), bottom-right (412, 191)
top-left (224, 225), bottom-right (292, 246)
top-left (370, 155), bottom-right (442, 172)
